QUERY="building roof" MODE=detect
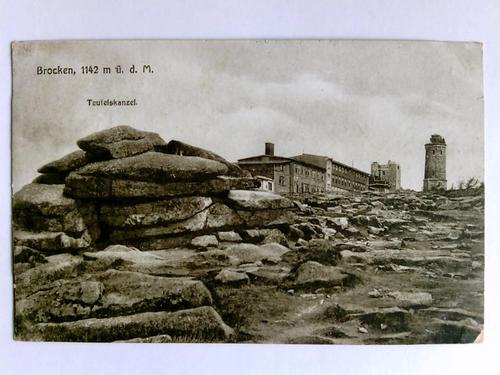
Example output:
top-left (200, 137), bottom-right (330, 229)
top-left (238, 152), bottom-right (370, 176)
top-left (290, 154), bottom-right (329, 169)
top-left (237, 154), bottom-right (325, 171)
top-left (292, 153), bottom-right (370, 176)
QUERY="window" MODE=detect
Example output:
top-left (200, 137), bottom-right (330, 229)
top-left (279, 176), bottom-right (285, 186)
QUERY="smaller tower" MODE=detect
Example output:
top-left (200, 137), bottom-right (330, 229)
top-left (423, 134), bottom-right (447, 192)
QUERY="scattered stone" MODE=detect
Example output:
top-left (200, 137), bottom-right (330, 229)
top-left (330, 217), bottom-right (349, 230)
top-left (388, 291), bottom-right (433, 308)
top-left (358, 326), bottom-right (368, 334)
top-left (215, 270), bottom-right (250, 285)
top-left (368, 289), bottom-right (383, 298)
top-left (350, 307), bottom-right (411, 332)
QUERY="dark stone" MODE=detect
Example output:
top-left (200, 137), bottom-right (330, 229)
top-left (64, 174), bottom-right (258, 199)
top-left (32, 173), bottom-right (67, 185)
top-left (38, 150), bottom-right (89, 174)
top-left (77, 125), bottom-right (166, 159)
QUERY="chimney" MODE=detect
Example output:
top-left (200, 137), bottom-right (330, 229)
top-left (265, 142), bottom-right (274, 156)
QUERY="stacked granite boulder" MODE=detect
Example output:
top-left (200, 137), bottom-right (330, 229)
top-left (14, 125), bottom-right (295, 252)
top-left (12, 126), bottom-right (297, 343)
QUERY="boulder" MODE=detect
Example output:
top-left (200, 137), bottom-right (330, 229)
top-left (294, 261), bottom-right (350, 288)
top-left (224, 243), bottom-right (289, 266)
top-left (64, 174), bottom-right (258, 199)
top-left (108, 210), bottom-right (208, 241)
top-left (77, 125), bottom-right (166, 159)
top-left (14, 254), bottom-right (83, 296)
top-left (427, 318), bottom-right (482, 343)
top-left (15, 280), bottom-right (105, 323)
top-left (100, 197), bottom-right (212, 228)
top-left (13, 184), bottom-right (99, 236)
top-left (206, 203), bottom-right (245, 229)
top-left (227, 190), bottom-right (295, 210)
top-left (217, 231), bottom-right (242, 242)
top-left (29, 306), bottom-right (234, 342)
top-left (38, 150), bottom-right (89, 174)
top-left (13, 184), bottom-right (77, 217)
top-left (237, 209), bottom-right (296, 228)
top-left (246, 266), bottom-right (291, 284)
top-left (191, 235), bottom-right (219, 249)
top-left (72, 152), bottom-right (228, 183)
top-left (158, 140), bottom-right (248, 177)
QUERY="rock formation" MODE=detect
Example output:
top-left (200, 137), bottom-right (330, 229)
top-left (13, 125), bottom-right (296, 342)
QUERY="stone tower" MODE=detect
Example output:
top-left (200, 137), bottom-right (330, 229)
top-left (423, 134), bottom-right (447, 192)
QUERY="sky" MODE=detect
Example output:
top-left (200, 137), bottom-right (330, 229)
top-left (12, 40), bottom-right (484, 192)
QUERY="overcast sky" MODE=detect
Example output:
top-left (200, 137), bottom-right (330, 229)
top-left (12, 40), bottom-right (483, 192)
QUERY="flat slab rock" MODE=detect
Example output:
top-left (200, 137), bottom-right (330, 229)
top-left (72, 152), bottom-right (228, 183)
top-left (16, 269), bottom-right (213, 323)
top-left (13, 184), bottom-right (77, 216)
top-left (13, 229), bottom-right (93, 252)
top-left (27, 306), bottom-right (234, 342)
top-left (100, 197), bottom-right (212, 228)
top-left (227, 190), bottom-right (295, 210)
top-left (64, 174), bottom-right (258, 199)
top-left (77, 125), bottom-right (166, 159)
top-left (159, 140), bottom-right (248, 177)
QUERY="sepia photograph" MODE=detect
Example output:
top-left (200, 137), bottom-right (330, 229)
top-left (11, 40), bottom-right (484, 345)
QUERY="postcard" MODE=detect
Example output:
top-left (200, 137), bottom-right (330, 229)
top-left (12, 40), bottom-right (484, 344)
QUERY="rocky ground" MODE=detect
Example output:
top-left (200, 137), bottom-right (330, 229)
top-left (14, 188), bottom-right (483, 344)
top-left (12, 126), bottom-right (484, 344)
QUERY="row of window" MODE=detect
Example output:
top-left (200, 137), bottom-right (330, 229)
top-left (293, 166), bottom-right (325, 181)
top-left (332, 176), bottom-right (366, 191)
top-left (333, 164), bottom-right (367, 181)
top-left (295, 183), bottom-right (325, 193)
